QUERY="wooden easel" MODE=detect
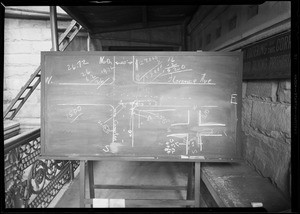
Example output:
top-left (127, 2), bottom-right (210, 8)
top-left (79, 160), bottom-right (201, 208)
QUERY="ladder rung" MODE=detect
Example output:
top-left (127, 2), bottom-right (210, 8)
top-left (9, 108), bottom-right (16, 112)
top-left (17, 97), bottom-right (25, 101)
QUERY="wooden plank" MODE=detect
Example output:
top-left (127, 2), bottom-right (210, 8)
top-left (38, 155), bottom-right (241, 162)
top-left (93, 184), bottom-right (186, 190)
top-left (84, 199), bottom-right (195, 207)
top-left (201, 162), bottom-right (291, 212)
top-left (194, 162), bottom-right (201, 207)
top-left (4, 120), bottom-right (20, 132)
top-left (88, 161), bottom-right (95, 199)
top-left (79, 160), bottom-right (86, 208)
top-left (186, 162), bottom-right (194, 200)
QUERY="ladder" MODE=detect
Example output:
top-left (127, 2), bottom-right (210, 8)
top-left (4, 20), bottom-right (82, 120)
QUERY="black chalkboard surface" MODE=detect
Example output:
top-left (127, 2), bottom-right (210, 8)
top-left (41, 51), bottom-right (242, 162)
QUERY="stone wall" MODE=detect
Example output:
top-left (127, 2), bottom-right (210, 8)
top-left (242, 80), bottom-right (291, 198)
top-left (186, 2), bottom-right (291, 199)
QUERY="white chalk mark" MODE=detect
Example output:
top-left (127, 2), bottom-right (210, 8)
top-left (137, 105), bottom-right (190, 108)
top-left (140, 109), bottom-right (176, 112)
top-left (133, 113), bottom-right (148, 119)
top-left (199, 129), bottom-right (213, 134)
top-left (198, 124), bottom-right (226, 127)
top-left (199, 110), bottom-right (202, 125)
top-left (199, 134), bottom-right (203, 151)
top-left (103, 116), bottom-right (113, 124)
top-left (58, 83), bottom-right (106, 86)
top-left (166, 133), bottom-right (188, 138)
top-left (103, 145), bottom-right (110, 153)
top-left (231, 94), bottom-right (237, 104)
top-left (70, 113), bottom-right (83, 123)
top-left (57, 104), bottom-right (113, 108)
top-left (152, 72), bottom-right (163, 81)
top-left (131, 111), bottom-right (134, 147)
top-left (201, 134), bottom-right (222, 137)
top-left (223, 131), bottom-right (227, 136)
top-left (134, 81), bottom-right (216, 85)
top-left (134, 56), bottom-right (138, 71)
top-left (160, 69), bottom-right (193, 77)
top-left (186, 135), bottom-right (189, 155)
top-left (114, 105), bottom-right (125, 117)
top-left (46, 76), bottom-right (53, 84)
top-left (138, 110), bottom-right (141, 128)
top-left (137, 61), bottom-right (163, 81)
top-left (200, 106), bottom-right (218, 108)
top-left (97, 78), bottom-right (110, 89)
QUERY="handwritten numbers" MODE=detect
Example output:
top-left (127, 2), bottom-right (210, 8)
top-left (67, 106), bottom-right (83, 123)
top-left (164, 138), bottom-right (180, 154)
top-left (67, 59), bottom-right (89, 71)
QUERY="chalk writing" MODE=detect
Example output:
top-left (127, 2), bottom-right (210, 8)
top-left (133, 56), bottom-right (215, 85)
top-left (231, 94), bottom-right (237, 104)
top-left (67, 59), bottom-right (89, 71)
top-left (80, 69), bottom-right (111, 89)
top-left (66, 105), bottom-right (83, 123)
top-left (45, 76), bottom-right (53, 84)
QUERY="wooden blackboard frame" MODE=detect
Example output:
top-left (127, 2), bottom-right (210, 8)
top-left (41, 51), bottom-right (243, 162)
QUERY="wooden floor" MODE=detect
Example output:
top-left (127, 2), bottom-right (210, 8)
top-left (55, 161), bottom-right (206, 208)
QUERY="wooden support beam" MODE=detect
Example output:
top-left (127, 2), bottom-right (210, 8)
top-left (194, 162), bottom-right (201, 207)
top-left (91, 21), bottom-right (182, 34)
top-left (84, 199), bottom-right (195, 207)
top-left (80, 160), bottom-right (86, 208)
top-left (91, 35), bottom-right (181, 46)
top-left (93, 184), bottom-right (187, 190)
top-left (142, 6), bottom-right (148, 28)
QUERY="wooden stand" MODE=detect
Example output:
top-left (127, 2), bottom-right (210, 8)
top-left (79, 160), bottom-right (201, 208)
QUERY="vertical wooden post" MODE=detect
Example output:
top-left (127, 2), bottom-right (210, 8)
top-left (88, 161), bottom-right (95, 199)
top-left (186, 162), bottom-right (194, 200)
top-left (69, 161), bottom-right (74, 181)
top-left (194, 162), bottom-right (201, 207)
top-left (80, 160), bottom-right (86, 207)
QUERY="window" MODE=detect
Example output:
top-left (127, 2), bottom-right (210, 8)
top-left (228, 15), bottom-right (237, 31)
top-left (216, 26), bottom-right (222, 39)
top-left (206, 34), bottom-right (211, 44)
top-left (247, 5), bottom-right (258, 19)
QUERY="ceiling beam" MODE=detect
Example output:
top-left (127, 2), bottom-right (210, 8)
top-left (91, 35), bottom-right (181, 46)
top-left (91, 21), bottom-right (182, 34)
top-left (142, 6), bottom-right (148, 28)
top-left (60, 6), bottom-right (93, 32)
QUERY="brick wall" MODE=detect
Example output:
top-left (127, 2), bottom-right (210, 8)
top-left (242, 80), bottom-right (291, 198)
top-left (4, 18), bottom-right (70, 123)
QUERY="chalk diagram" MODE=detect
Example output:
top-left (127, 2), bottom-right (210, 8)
top-left (57, 55), bottom-right (236, 156)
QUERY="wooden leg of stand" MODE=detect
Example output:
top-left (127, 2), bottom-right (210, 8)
top-left (88, 161), bottom-right (95, 208)
top-left (80, 160), bottom-right (86, 208)
top-left (187, 162), bottom-right (194, 200)
top-left (194, 162), bottom-right (201, 207)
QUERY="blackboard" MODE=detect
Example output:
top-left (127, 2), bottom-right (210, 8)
top-left (41, 51), bottom-right (243, 162)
